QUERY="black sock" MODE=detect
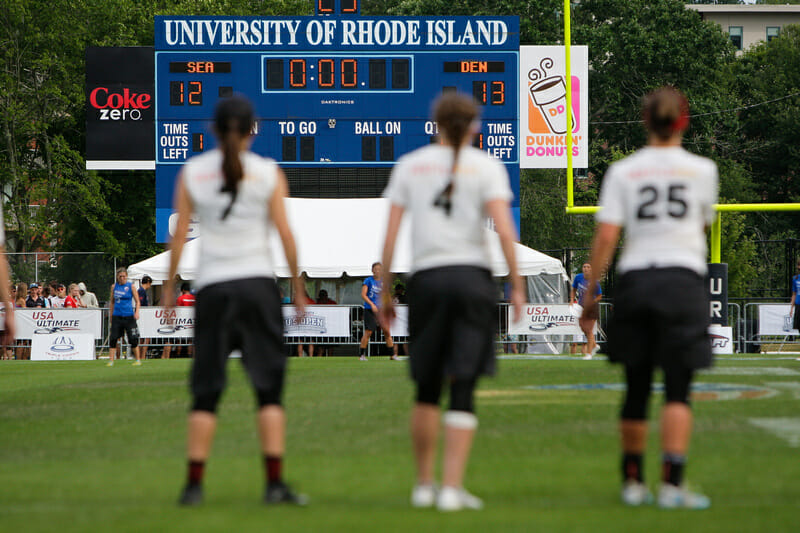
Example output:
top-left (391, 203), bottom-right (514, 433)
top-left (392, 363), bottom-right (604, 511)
top-left (359, 347), bottom-right (365, 356)
top-left (265, 455), bottom-right (282, 485)
top-left (187, 460), bottom-right (205, 486)
top-left (662, 453), bottom-right (686, 487)
top-left (622, 453), bottom-right (644, 483)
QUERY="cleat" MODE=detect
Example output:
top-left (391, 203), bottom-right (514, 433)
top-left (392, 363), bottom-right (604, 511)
top-left (436, 486), bottom-right (483, 512)
top-left (592, 345), bottom-right (601, 356)
top-left (390, 355), bottom-right (399, 361)
top-left (411, 484), bottom-right (436, 508)
top-left (178, 484), bottom-right (203, 506)
top-left (132, 360), bottom-right (142, 366)
top-left (106, 361), bottom-right (114, 367)
top-left (359, 355), bottom-right (367, 361)
top-left (582, 354), bottom-right (593, 360)
top-left (657, 483), bottom-right (711, 510)
top-left (265, 481), bottom-right (308, 506)
top-left (621, 481), bottom-right (653, 506)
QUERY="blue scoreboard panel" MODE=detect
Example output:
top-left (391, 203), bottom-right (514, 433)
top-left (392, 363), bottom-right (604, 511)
top-left (154, 15), bottom-right (519, 242)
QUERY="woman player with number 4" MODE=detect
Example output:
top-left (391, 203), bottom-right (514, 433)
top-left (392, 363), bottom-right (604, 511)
top-left (582, 87), bottom-right (718, 509)
top-left (379, 93), bottom-right (524, 512)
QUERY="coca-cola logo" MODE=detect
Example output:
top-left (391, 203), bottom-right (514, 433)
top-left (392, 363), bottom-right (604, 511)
top-left (89, 87), bottom-right (152, 121)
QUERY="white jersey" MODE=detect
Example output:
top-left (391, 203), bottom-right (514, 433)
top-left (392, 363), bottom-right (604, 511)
top-left (384, 144), bottom-right (512, 273)
top-left (596, 146), bottom-right (718, 276)
top-left (181, 149), bottom-right (278, 290)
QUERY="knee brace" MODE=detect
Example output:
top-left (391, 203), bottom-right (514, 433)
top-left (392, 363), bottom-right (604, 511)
top-left (416, 379), bottom-right (443, 406)
top-left (449, 378), bottom-right (476, 413)
top-left (192, 390), bottom-right (222, 413)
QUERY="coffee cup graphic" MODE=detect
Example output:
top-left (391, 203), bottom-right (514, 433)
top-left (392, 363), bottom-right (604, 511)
top-left (529, 76), bottom-right (574, 135)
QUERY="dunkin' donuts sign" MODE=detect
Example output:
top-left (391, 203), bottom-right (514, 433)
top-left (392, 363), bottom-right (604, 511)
top-left (519, 46), bottom-right (588, 169)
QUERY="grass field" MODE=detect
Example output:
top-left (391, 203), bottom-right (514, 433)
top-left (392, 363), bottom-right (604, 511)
top-left (1, 354), bottom-right (799, 532)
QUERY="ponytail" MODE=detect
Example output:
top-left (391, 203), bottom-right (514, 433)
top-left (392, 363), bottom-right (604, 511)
top-left (432, 93), bottom-right (479, 215)
top-left (642, 86), bottom-right (689, 141)
top-left (214, 96), bottom-right (254, 221)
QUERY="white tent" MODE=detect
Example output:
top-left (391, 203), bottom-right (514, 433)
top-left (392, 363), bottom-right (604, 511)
top-left (128, 198), bottom-right (566, 285)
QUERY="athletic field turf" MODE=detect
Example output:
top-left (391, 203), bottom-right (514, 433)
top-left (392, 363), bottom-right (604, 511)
top-left (2, 355), bottom-right (798, 532)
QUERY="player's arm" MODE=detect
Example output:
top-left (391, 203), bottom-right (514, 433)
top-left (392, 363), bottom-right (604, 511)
top-left (133, 283), bottom-right (141, 320)
top-left (569, 286), bottom-right (576, 303)
top-left (583, 222), bottom-right (621, 319)
top-left (361, 283), bottom-right (376, 311)
top-left (487, 198), bottom-right (524, 324)
top-left (269, 169), bottom-right (304, 315)
top-left (792, 289), bottom-right (797, 316)
top-left (108, 285), bottom-right (115, 320)
top-left (165, 172), bottom-right (193, 310)
top-left (0, 244), bottom-right (15, 341)
top-left (378, 204), bottom-right (405, 327)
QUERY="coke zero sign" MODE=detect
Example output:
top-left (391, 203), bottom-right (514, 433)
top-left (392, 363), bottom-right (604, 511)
top-left (85, 47), bottom-right (154, 169)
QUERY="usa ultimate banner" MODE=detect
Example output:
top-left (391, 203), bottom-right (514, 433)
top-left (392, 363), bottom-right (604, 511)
top-left (15, 309), bottom-right (103, 340)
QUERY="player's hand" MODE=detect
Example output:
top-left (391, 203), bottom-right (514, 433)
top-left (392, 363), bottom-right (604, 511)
top-left (292, 277), bottom-right (306, 317)
top-left (581, 301), bottom-right (599, 321)
top-left (2, 308), bottom-right (15, 345)
top-left (378, 302), bottom-right (395, 330)
top-left (510, 287), bottom-right (525, 324)
top-left (370, 303), bottom-right (378, 314)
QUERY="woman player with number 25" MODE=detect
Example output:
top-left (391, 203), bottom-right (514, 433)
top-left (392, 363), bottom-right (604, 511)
top-left (582, 87), bottom-right (718, 509)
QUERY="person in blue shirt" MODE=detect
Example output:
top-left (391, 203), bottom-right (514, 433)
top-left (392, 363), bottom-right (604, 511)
top-left (358, 262), bottom-right (398, 361)
top-left (571, 262), bottom-right (603, 359)
top-left (791, 258), bottom-right (800, 334)
top-left (107, 268), bottom-right (141, 366)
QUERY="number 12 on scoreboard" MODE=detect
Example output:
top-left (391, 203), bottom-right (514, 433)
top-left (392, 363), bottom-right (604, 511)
top-left (169, 81), bottom-right (203, 106)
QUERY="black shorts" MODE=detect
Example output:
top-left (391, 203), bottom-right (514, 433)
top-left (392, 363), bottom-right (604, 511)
top-left (191, 277), bottom-right (286, 400)
top-left (607, 268), bottom-right (712, 370)
top-left (407, 266), bottom-right (496, 383)
top-left (364, 308), bottom-right (380, 332)
top-left (110, 316), bottom-right (139, 348)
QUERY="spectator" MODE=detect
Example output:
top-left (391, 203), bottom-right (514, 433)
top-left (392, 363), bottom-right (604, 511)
top-left (138, 276), bottom-right (153, 359)
top-left (359, 262), bottom-right (398, 361)
top-left (14, 283), bottom-right (26, 308)
top-left (138, 275), bottom-right (152, 307)
top-left (314, 290), bottom-right (336, 356)
top-left (26, 283), bottom-right (47, 308)
top-left (14, 283), bottom-right (28, 360)
top-left (107, 268), bottom-right (142, 366)
top-left (177, 282), bottom-right (196, 307)
top-left (77, 282), bottom-right (99, 308)
top-left (570, 262), bottom-right (603, 359)
top-left (49, 284), bottom-right (67, 308)
top-left (64, 284), bottom-right (85, 308)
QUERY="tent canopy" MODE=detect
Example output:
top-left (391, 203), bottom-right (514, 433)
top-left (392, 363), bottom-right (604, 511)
top-left (128, 198), bottom-right (566, 283)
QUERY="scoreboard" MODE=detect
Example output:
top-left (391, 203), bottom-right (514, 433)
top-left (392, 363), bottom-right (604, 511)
top-left (154, 15), bottom-right (519, 241)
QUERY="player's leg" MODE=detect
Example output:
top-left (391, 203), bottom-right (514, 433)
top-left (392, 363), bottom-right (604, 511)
top-left (179, 285), bottom-right (228, 506)
top-left (412, 381), bottom-right (442, 491)
top-left (384, 325), bottom-right (398, 359)
top-left (359, 328), bottom-right (372, 360)
top-left (657, 366), bottom-right (709, 509)
top-left (108, 318), bottom-right (122, 366)
top-left (579, 316), bottom-right (595, 358)
top-left (619, 362), bottom-right (654, 505)
top-left (127, 318), bottom-right (142, 365)
top-left (438, 377), bottom-right (483, 511)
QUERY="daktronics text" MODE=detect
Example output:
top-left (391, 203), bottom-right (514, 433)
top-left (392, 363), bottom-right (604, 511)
top-left (89, 87), bottom-right (152, 120)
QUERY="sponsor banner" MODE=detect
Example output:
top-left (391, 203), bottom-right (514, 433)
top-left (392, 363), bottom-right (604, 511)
top-left (708, 325), bottom-right (734, 354)
top-left (519, 46), bottom-right (588, 169)
top-left (758, 304), bottom-right (799, 336)
top-left (85, 47), bottom-right (154, 168)
top-left (15, 309), bottom-right (103, 340)
top-left (139, 307), bottom-right (195, 338)
top-left (390, 305), bottom-right (409, 337)
top-left (31, 333), bottom-right (96, 361)
top-left (707, 263), bottom-right (728, 325)
top-left (282, 305), bottom-right (350, 337)
top-left (509, 304), bottom-right (581, 336)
